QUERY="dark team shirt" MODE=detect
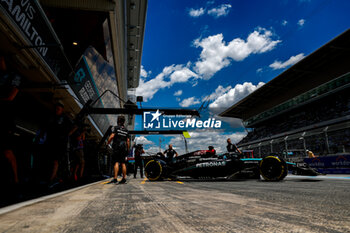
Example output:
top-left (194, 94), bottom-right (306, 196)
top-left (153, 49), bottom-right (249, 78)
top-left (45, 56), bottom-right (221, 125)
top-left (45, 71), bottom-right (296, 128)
top-left (134, 147), bottom-right (144, 159)
top-left (227, 143), bottom-right (239, 153)
top-left (163, 149), bottom-right (177, 159)
top-left (112, 125), bottom-right (129, 151)
top-left (71, 129), bottom-right (85, 150)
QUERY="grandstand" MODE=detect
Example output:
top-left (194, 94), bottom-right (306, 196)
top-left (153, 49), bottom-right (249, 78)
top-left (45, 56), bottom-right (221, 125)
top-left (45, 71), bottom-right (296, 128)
top-left (220, 29), bottom-right (350, 158)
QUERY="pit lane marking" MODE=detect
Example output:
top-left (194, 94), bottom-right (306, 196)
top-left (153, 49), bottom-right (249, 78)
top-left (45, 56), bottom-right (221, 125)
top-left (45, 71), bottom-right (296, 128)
top-left (141, 178), bottom-right (147, 184)
top-left (287, 175), bottom-right (350, 180)
top-left (140, 178), bottom-right (183, 184)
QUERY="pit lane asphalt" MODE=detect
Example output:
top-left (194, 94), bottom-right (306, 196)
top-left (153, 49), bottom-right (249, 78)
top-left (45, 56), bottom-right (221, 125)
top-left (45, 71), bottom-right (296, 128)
top-left (0, 175), bottom-right (349, 233)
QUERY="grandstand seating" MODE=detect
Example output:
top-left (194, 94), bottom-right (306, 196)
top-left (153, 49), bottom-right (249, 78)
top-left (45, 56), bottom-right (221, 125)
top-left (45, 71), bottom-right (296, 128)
top-left (237, 85), bottom-right (350, 157)
top-left (221, 30), bottom-right (350, 158)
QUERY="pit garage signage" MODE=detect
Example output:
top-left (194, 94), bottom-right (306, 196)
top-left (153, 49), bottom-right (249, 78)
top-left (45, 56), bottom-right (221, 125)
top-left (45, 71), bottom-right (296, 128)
top-left (304, 155), bottom-right (350, 174)
top-left (70, 56), bottom-right (99, 105)
top-left (0, 0), bottom-right (71, 80)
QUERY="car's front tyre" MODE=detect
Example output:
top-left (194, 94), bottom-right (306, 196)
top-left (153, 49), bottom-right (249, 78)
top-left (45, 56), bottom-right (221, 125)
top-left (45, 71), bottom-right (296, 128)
top-left (259, 156), bottom-right (288, 181)
top-left (145, 160), bottom-right (163, 181)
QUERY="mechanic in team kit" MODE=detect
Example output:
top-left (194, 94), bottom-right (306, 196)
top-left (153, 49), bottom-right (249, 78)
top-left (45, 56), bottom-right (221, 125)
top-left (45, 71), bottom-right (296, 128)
top-left (107, 116), bottom-right (130, 184)
top-left (133, 144), bottom-right (145, 178)
top-left (45, 101), bottom-right (77, 184)
top-left (163, 144), bottom-right (178, 161)
top-left (226, 138), bottom-right (242, 154)
top-left (71, 125), bottom-right (88, 181)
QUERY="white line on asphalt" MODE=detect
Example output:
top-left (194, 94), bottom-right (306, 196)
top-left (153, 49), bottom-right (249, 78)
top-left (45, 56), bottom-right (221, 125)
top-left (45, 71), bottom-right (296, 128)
top-left (287, 175), bottom-right (350, 180)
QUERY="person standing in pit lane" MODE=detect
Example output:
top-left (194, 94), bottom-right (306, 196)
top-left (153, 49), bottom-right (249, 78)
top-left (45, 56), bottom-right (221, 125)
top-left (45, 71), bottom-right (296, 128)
top-left (45, 101), bottom-right (77, 184)
top-left (71, 125), bottom-right (88, 181)
top-left (0, 56), bottom-right (21, 186)
top-left (133, 144), bottom-right (145, 178)
top-left (107, 116), bottom-right (130, 184)
top-left (163, 144), bottom-right (178, 161)
top-left (227, 138), bottom-right (242, 154)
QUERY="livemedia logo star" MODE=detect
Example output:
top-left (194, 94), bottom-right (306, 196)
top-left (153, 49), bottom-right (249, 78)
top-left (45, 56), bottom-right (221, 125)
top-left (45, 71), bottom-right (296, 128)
top-left (150, 109), bottom-right (162, 122)
top-left (143, 110), bottom-right (222, 129)
top-left (143, 110), bottom-right (162, 129)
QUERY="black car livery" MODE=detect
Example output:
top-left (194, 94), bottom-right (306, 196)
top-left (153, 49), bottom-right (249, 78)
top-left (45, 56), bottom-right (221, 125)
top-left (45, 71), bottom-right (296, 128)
top-left (143, 150), bottom-right (320, 181)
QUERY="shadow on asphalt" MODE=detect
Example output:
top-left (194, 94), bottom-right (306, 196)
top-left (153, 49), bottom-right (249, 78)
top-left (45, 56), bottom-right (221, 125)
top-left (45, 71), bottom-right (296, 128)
top-left (288, 179), bottom-right (323, 182)
top-left (0, 176), bottom-right (105, 208)
top-left (146, 176), bottom-right (326, 183)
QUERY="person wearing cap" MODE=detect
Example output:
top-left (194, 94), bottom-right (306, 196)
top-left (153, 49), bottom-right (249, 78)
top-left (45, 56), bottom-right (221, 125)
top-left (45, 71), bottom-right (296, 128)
top-left (44, 100), bottom-right (77, 184)
top-left (307, 150), bottom-right (316, 158)
top-left (107, 115), bottom-right (130, 184)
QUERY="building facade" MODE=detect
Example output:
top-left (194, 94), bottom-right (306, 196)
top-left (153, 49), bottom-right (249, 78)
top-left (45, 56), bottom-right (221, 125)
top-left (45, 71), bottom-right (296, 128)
top-left (0, 0), bottom-right (147, 137)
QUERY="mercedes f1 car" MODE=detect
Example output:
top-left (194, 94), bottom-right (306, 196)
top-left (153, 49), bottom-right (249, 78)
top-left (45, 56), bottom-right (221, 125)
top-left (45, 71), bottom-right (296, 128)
top-left (143, 150), bottom-right (319, 181)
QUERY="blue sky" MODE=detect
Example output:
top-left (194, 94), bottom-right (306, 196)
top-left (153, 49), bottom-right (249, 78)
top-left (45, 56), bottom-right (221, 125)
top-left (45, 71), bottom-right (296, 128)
top-left (133, 0), bottom-right (350, 154)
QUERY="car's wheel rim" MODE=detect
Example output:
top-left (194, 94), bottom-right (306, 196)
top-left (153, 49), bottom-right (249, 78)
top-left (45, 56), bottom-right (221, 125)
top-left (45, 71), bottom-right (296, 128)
top-left (145, 160), bottom-right (162, 181)
top-left (260, 156), bottom-right (285, 181)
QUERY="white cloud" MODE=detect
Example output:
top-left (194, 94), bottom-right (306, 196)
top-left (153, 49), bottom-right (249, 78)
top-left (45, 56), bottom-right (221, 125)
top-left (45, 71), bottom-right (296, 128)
top-left (176, 97), bottom-right (181, 102)
top-left (217, 116), bottom-right (244, 128)
top-left (143, 145), bottom-right (161, 154)
top-left (134, 136), bottom-right (154, 145)
top-left (169, 65), bottom-right (197, 83)
top-left (207, 4), bottom-right (232, 18)
top-left (298, 19), bottom-right (305, 26)
top-left (191, 80), bottom-right (199, 87)
top-left (177, 84), bottom-right (230, 107)
top-left (282, 20), bottom-right (288, 26)
top-left (137, 28), bottom-right (279, 101)
top-left (140, 130), bottom-right (246, 155)
top-left (204, 85), bottom-right (232, 101)
top-left (136, 64), bottom-right (198, 101)
top-left (189, 3), bottom-right (232, 19)
top-left (256, 68), bottom-right (263, 73)
top-left (140, 65), bottom-right (150, 78)
top-left (168, 129), bottom-right (247, 155)
top-left (175, 82), bottom-right (263, 127)
top-left (194, 28), bottom-right (281, 79)
top-left (179, 97), bottom-right (201, 107)
top-left (269, 53), bottom-right (305, 70)
top-left (175, 82), bottom-right (265, 126)
top-left (207, 1), bottom-right (215, 5)
top-left (174, 90), bottom-right (183, 96)
top-left (189, 8), bottom-right (205, 17)
top-left (206, 82), bottom-right (264, 127)
top-left (209, 82), bottom-right (265, 114)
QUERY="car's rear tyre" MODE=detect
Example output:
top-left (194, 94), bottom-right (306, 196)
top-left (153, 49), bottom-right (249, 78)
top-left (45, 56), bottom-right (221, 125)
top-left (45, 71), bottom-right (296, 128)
top-left (145, 160), bottom-right (163, 181)
top-left (259, 156), bottom-right (288, 181)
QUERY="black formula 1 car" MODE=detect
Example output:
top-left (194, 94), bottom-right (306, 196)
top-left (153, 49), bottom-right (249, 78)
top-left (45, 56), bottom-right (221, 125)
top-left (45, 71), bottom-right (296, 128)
top-left (143, 150), bottom-right (319, 181)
